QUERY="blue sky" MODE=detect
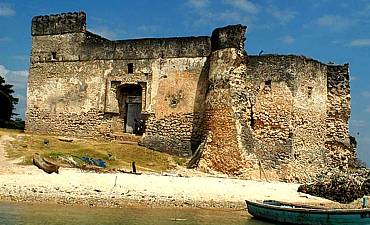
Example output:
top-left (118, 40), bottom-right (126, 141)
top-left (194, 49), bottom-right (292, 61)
top-left (0, 0), bottom-right (369, 164)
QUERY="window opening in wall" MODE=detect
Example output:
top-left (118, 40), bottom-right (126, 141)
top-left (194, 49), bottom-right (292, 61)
top-left (308, 86), bottom-right (313, 98)
top-left (51, 52), bottom-right (57, 60)
top-left (127, 63), bottom-right (134, 74)
top-left (264, 80), bottom-right (272, 91)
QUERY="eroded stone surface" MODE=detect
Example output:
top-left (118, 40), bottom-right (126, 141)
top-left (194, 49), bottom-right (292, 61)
top-left (26, 12), bottom-right (354, 181)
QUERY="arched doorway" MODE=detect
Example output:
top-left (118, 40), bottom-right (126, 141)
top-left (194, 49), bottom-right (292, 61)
top-left (117, 84), bottom-right (143, 134)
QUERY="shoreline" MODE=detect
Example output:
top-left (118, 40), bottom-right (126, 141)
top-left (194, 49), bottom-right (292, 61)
top-left (0, 167), bottom-right (333, 210)
top-left (0, 133), bottom-right (334, 211)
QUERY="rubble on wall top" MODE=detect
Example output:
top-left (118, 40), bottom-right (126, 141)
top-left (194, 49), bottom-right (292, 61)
top-left (86, 29), bottom-right (210, 43)
top-left (32, 11), bottom-right (86, 21)
top-left (31, 11), bottom-right (86, 36)
top-left (249, 54), bottom-right (348, 67)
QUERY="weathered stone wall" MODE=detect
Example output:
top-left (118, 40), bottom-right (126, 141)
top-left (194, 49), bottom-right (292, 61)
top-left (31, 12), bottom-right (86, 36)
top-left (26, 12), bottom-right (355, 180)
top-left (26, 12), bottom-right (210, 156)
top-left (139, 57), bottom-right (208, 156)
top-left (82, 33), bottom-right (211, 60)
top-left (26, 56), bottom-right (208, 153)
top-left (246, 55), bottom-right (329, 181)
top-left (199, 25), bottom-right (255, 176)
top-left (325, 64), bottom-right (353, 169)
top-left (196, 26), bottom-right (353, 181)
top-left (27, 60), bottom-right (119, 137)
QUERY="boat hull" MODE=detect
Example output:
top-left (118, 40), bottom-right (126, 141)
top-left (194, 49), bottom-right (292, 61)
top-left (33, 154), bottom-right (59, 174)
top-left (246, 200), bottom-right (370, 225)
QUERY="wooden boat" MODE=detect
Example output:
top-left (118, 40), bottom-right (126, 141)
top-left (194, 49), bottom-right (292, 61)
top-left (33, 154), bottom-right (60, 174)
top-left (245, 200), bottom-right (370, 225)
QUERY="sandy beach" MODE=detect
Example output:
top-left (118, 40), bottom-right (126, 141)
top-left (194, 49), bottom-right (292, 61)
top-left (0, 168), bottom-right (333, 209)
top-left (0, 134), bottom-right (332, 209)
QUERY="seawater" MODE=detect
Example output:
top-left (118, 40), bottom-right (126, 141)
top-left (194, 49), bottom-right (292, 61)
top-left (0, 201), bottom-right (274, 225)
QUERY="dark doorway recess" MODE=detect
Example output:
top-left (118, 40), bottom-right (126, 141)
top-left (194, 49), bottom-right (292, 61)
top-left (117, 84), bottom-right (143, 134)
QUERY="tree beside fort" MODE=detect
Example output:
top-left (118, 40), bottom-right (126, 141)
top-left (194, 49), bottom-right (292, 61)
top-left (0, 75), bottom-right (18, 121)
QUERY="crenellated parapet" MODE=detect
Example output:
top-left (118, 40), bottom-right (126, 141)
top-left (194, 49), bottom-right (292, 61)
top-left (31, 12), bottom-right (86, 36)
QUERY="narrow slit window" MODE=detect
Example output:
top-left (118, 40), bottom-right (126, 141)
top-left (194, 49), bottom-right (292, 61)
top-left (308, 86), bottom-right (313, 98)
top-left (264, 80), bottom-right (272, 91)
top-left (51, 52), bottom-right (57, 60)
top-left (127, 63), bottom-right (134, 74)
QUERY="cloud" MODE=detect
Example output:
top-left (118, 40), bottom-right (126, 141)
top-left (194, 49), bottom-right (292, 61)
top-left (184, 3), bottom-right (253, 29)
top-left (349, 38), bottom-right (370, 47)
top-left (350, 76), bottom-right (358, 81)
top-left (317, 15), bottom-right (352, 30)
top-left (89, 27), bottom-right (118, 40)
top-left (351, 119), bottom-right (367, 128)
top-left (362, 91), bottom-right (370, 98)
top-left (0, 65), bottom-right (28, 118)
top-left (0, 37), bottom-right (11, 42)
top-left (137, 25), bottom-right (159, 33)
top-left (186, 0), bottom-right (299, 30)
top-left (363, 137), bottom-right (370, 144)
top-left (12, 55), bottom-right (28, 62)
top-left (224, 0), bottom-right (258, 14)
top-left (366, 106), bottom-right (370, 113)
top-left (357, 3), bottom-right (370, 17)
top-left (0, 65), bottom-right (27, 88)
top-left (266, 6), bottom-right (297, 24)
top-left (0, 3), bottom-right (15, 16)
top-left (187, 0), bottom-right (209, 8)
top-left (218, 10), bottom-right (244, 22)
top-left (280, 35), bottom-right (295, 44)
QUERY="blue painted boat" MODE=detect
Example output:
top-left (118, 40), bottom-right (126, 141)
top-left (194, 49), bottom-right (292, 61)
top-left (245, 200), bottom-right (370, 225)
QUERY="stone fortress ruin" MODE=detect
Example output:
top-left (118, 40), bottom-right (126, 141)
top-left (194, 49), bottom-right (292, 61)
top-left (26, 12), bottom-right (356, 181)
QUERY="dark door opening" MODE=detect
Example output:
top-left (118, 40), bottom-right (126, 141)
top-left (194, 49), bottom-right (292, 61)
top-left (125, 96), bottom-right (141, 133)
top-left (117, 84), bottom-right (143, 134)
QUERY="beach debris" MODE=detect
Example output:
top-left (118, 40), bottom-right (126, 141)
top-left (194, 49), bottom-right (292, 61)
top-left (363, 196), bottom-right (368, 208)
top-left (60, 156), bottom-right (78, 166)
top-left (114, 175), bottom-right (117, 187)
top-left (80, 157), bottom-right (106, 168)
top-left (108, 153), bottom-right (116, 160)
top-left (57, 137), bottom-right (73, 142)
top-left (132, 161), bottom-right (136, 173)
top-left (116, 169), bottom-right (142, 175)
top-left (170, 218), bottom-right (187, 221)
top-left (298, 169), bottom-right (370, 203)
top-left (43, 139), bottom-right (49, 146)
top-left (162, 172), bottom-right (178, 177)
top-left (32, 154), bottom-right (59, 174)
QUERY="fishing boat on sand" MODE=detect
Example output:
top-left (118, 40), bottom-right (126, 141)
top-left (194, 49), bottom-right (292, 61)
top-left (32, 154), bottom-right (60, 174)
top-left (245, 200), bottom-right (370, 225)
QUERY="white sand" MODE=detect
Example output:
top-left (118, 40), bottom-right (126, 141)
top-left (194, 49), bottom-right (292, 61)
top-left (0, 134), bottom-right (332, 209)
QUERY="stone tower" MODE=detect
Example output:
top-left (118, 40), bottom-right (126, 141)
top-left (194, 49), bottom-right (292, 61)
top-left (196, 25), bottom-right (354, 181)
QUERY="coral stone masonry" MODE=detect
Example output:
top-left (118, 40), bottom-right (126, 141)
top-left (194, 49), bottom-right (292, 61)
top-left (26, 12), bottom-right (355, 181)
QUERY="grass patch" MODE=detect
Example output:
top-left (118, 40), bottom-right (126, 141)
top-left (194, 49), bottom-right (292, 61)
top-left (173, 157), bottom-right (188, 166)
top-left (0, 128), bottom-right (23, 134)
top-left (2, 129), bottom-right (188, 173)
